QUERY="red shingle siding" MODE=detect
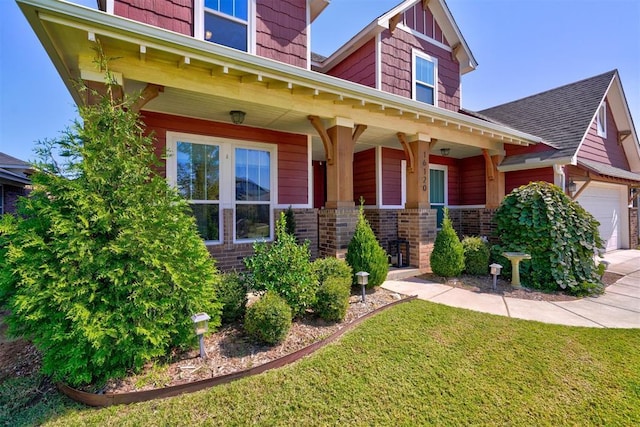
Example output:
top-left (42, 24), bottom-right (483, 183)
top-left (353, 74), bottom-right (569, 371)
top-left (140, 112), bottom-right (308, 205)
top-left (505, 167), bottom-right (554, 194)
top-left (381, 148), bottom-right (405, 206)
top-left (256, 0), bottom-right (308, 67)
top-left (114, 0), bottom-right (193, 36)
top-left (578, 100), bottom-right (629, 169)
top-left (459, 155), bottom-right (485, 205)
top-left (353, 149), bottom-right (377, 205)
top-left (379, 29), bottom-right (460, 111)
top-left (327, 39), bottom-right (377, 88)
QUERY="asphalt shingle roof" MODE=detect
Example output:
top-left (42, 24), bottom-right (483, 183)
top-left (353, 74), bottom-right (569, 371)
top-left (478, 70), bottom-right (617, 157)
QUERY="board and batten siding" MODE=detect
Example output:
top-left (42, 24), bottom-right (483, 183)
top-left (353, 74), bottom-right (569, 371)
top-left (256, 0), bottom-right (308, 68)
top-left (505, 167), bottom-right (554, 194)
top-left (578, 100), bottom-right (629, 169)
top-left (353, 149), bottom-right (377, 205)
top-left (327, 39), bottom-right (377, 88)
top-left (141, 111), bottom-right (309, 205)
top-left (113, 0), bottom-right (193, 36)
top-left (379, 29), bottom-right (460, 111)
top-left (402, 1), bottom-right (448, 45)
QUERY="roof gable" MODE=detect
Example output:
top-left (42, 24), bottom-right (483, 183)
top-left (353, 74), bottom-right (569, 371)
top-left (315, 0), bottom-right (476, 74)
top-left (479, 70), bottom-right (617, 157)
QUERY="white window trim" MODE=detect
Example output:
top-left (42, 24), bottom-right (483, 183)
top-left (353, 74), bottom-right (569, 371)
top-left (596, 102), bottom-right (607, 137)
top-left (166, 131), bottom-right (277, 245)
top-left (194, 0), bottom-right (256, 54)
top-left (397, 24), bottom-right (452, 53)
top-left (412, 49), bottom-right (438, 106)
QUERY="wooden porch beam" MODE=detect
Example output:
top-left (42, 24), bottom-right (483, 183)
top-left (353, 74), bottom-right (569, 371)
top-left (352, 124), bottom-right (367, 144)
top-left (308, 115), bottom-right (334, 165)
top-left (571, 176), bottom-right (592, 201)
top-left (482, 149), bottom-right (496, 181)
top-left (397, 132), bottom-right (415, 173)
top-left (618, 130), bottom-right (632, 145)
top-left (131, 83), bottom-right (164, 113)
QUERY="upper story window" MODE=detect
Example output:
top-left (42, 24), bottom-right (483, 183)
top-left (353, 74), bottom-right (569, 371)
top-left (413, 51), bottom-right (438, 106)
top-left (596, 102), bottom-right (607, 137)
top-left (201, 0), bottom-right (249, 51)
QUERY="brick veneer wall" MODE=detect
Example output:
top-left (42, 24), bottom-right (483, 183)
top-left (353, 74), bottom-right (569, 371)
top-left (318, 208), bottom-right (359, 260)
top-left (630, 207), bottom-right (638, 249)
top-left (275, 208), bottom-right (319, 259)
top-left (449, 207), bottom-right (499, 244)
top-left (363, 209), bottom-right (398, 253)
top-left (2, 184), bottom-right (29, 215)
top-left (398, 208), bottom-right (437, 271)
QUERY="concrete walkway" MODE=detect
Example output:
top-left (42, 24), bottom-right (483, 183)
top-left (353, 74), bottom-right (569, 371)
top-left (382, 249), bottom-right (640, 328)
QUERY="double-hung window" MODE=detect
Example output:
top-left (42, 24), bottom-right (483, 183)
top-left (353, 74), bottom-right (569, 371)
top-left (169, 133), bottom-right (275, 244)
top-left (413, 51), bottom-right (437, 106)
top-left (202, 0), bottom-right (249, 51)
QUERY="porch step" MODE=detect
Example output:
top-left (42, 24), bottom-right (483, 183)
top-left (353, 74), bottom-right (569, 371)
top-left (386, 267), bottom-right (422, 281)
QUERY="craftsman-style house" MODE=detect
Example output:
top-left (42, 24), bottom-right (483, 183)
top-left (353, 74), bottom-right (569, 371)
top-left (17, 0), bottom-right (640, 271)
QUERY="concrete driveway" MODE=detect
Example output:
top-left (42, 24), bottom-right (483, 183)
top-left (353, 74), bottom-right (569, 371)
top-left (382, 249), bottom-right (640, 328)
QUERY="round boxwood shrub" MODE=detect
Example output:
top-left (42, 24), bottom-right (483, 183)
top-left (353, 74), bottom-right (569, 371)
top-left (492, 181), bottom-right (604, 295)
top-left (345, 202), bottom-right (388, 288)
top-left (430, 208), bottom-right (465, 277)
top-left (313, 257), bottom-right (353, 286)
top-left (244, 292), bottom-right (292, 345)
top-left (214, 272), bottom-right (248, 324)
top-left (313, 276), bottom-right (351, 322)
top-left (462, 236), bottom-right (490, 275)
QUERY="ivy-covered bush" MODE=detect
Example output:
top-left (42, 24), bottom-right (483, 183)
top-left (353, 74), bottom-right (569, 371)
top-left (312, 257), bottom-right (353, 286)
top-left (345, 202), bottom-right (388, 288)
top-left (462, 236), bottom-right (490, 275)
top-left (430, 208), bottom-right (465, 277)
top-left (244, 213), bottom-right (317, 317)
top-left (214, 272), bottom-right (248, 324)
top-left (493, 181), bottom-right (604, 295)
top-left (313, 276), bottom-right (351, 322)
top-left (244, 292), bottom-right (292, 345)
top-left (0, 73), bottom-right (221, 386)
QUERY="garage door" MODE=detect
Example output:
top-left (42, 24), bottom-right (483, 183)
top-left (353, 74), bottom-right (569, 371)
top-left (576, 182), bottom-right (628, 251)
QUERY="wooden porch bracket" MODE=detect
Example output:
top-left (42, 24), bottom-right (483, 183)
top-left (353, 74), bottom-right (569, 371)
top-left (308, 115), bottom-right (334, 165)
top-left (352, 124), bottom-right (367, 145)
top-left (618, 130), bottom-right (632, 145)
top-left (389, 13), bottom-right (402, 33)
top-left (482, 149), bottom-right (496, 181)
top-left (131, 84), bottom-right (164, 113)
top-left (422, 0), bottom-right (431, 8)
top-left (396, 132), bottom-right (415, 173)
top-left (571, 176), bottom-right (591, 201)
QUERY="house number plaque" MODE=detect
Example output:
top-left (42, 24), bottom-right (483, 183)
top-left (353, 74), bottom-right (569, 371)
top-left (422, 151), bottom-right (428, 192)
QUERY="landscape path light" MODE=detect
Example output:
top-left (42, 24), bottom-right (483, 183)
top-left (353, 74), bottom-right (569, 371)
top-left (489, 263), bottom-right (503, 291)
top-left (356, 271), bottom-right (369, 303)
top-left (191, 312), bottom-right (210, 359)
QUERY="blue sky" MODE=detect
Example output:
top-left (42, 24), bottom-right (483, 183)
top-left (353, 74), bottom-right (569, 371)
top-left (1, 0), bottom-right (639, 162)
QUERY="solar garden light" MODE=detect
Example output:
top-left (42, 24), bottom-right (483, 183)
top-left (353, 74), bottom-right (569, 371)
top-left (489, 263), bottom-right (503, 291)
top-left (191, 312), bottom-right (210, 359)
top-left (356, 271), bottom-right (369, 303)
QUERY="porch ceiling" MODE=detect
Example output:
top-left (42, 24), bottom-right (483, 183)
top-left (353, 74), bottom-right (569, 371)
top-left (20, 0), bottom-right (541, 162)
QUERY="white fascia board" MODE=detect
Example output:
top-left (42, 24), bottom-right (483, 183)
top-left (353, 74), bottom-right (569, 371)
top-left (497, 157), bottom-right (574, 173)
top-left (18, 0), bottom-right (541, 145)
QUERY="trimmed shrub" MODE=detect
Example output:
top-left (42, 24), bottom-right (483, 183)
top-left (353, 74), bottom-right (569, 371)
top-left (214, 272), bottom-right (248, 324)
top-left (244, 292), bottom-right (292, 345)
top-left (345, 202), bottom-right (388, 288)
top-left (492, 181), bottom-right (604, 295)
top-left (0, 70), bottom-right (221, 386)
top-left (284, 205), bottom-right (296, 237)
top-left (313, 276), bottom-right (351, 322)
top-left (313, 257), bottom-right (353, 286)
top-left (462, 236), bottom-right (490, 275)
top-left (244, 213), bottom-right (317, 317)
top-left (430, 208), bottom-right (465, 277)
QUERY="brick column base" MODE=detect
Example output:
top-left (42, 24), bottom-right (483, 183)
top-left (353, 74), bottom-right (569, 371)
top-left (398, 208), bottom-right (437, 271)
top-left (318, 208), bottom-right (359, 260)
top-left (630, 207), bottom-right (638, 249)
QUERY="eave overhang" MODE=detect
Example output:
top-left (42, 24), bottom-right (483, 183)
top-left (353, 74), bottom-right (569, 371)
top-left (18, 0), bottom-right (539, 155)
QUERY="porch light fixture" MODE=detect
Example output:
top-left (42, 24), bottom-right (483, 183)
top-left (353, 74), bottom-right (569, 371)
top-left (191, 312), bottom-right (210, 359)
top-left (230, 110), bottom-right (246, 125)
top-left (440, 148), bottom-right (450, 156)
top-left (567, 179), bottom-right (577, 196)
top-left (356, 271), bottom-right (369, 303)
top-left (489, 263), bottom-right (503, 291)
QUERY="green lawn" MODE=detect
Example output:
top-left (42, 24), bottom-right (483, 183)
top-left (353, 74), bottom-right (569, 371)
top-left (8, 300), bottom-right (640, 426)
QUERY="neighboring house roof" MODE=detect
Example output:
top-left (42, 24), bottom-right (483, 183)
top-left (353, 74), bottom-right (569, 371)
top-left (0, 152), bottom-right (32, 186)
top-left (479, 70), bottom-right (616, 157)
top-left (315, 0), bottom-right (477, 74)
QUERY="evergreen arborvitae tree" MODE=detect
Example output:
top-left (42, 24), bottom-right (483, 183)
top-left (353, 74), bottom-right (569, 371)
top-left (284, 205), bottom-right (296, 237)
top-left (345, 201), bottom-right (388, 288)
top-left (0, 66), bottom-right (221, 386)
top-left (430, 208), bottom-right (465, 277)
